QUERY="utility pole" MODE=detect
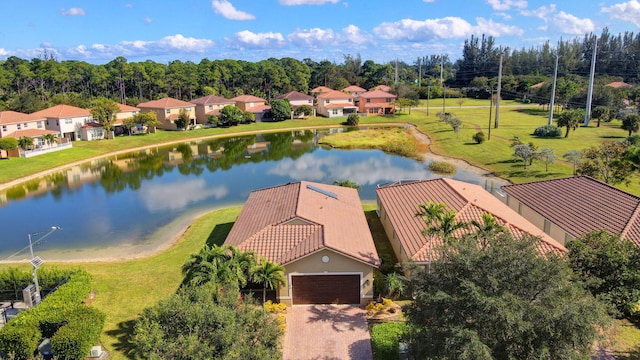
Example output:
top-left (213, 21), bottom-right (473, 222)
top-left (441, 54), bottom-right (445, 113)
top-left (418, 57), bottom-right (422, 88)
top-left (395, 58), bottom-right (399, 85)
top-left (488, 89), bottom-right (493, 140)
top-left (427, 84), bottom-right (430, 116)
top-left (494, 52), bottom-right (503, 129)
top-left (584, 37), bottom-right (598, 126)
top-left (548, 51), bottom-right (559, 126)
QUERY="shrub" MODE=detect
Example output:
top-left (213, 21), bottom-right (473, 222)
top-left (0, 323), bottom-right (42, 360)
top-left (533, 125), bottom-right (562, 138)
top-left (472, 131), bottom-right (486, 144)
top-left (366, 301), bottom-right (385, 315)
top-left (347, 113), bottom-right (360, 126)
top-left (371, 322), bottom-right (409, 360)
top-left (264, 300), bottom-right (286, 314)
top-left (50, 306), bottom-right (106, 360)
top-left (429, 161), bottom-right (457, 175)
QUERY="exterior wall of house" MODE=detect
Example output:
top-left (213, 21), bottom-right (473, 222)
top-left (195, 103), bottom-right (232, 124)
top-left (140, 106), bottom-right (196, 130)
top-left (80, 127), bottom-right (105, 141)
top-left (505, 195), bottom-right (571, 245)
top-left (317, 98), bottom-right (354, 118)
top-left (359, 97), bottom-right (395, 115)
top-left (377, 200), bottom-right (412, 264)
top-left (45, 115), bottom-right (94, 141)
top-left (115, 111), bottom-right (138, 121)
top-left (278, 249), bottom-right (375, 306)
top-left (0, 120), bottom-right (46, 138)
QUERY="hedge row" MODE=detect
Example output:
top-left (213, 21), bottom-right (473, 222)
top-left (0, 270), bottom-right (104, 360)
top-left (371, 322), bottom-right (409, 360)
top-left (0, 267), bottom-right (79, 301)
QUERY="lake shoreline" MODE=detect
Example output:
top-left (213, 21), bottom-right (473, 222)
top-left (1, 125), bottom-right (510, 263)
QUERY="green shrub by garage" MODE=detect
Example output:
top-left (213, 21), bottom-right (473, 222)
top-left (51, 306), bottom-right (106, 360)
top-left (371, 322), bottom-right (409, 360)
top-left (0, 323), bottom-right (42, 360)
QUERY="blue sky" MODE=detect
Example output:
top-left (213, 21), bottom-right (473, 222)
top-left (1, 0), bottom-right (639, 65)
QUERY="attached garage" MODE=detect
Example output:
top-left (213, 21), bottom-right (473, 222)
top-left (292, 275), bottom-right (360, 305)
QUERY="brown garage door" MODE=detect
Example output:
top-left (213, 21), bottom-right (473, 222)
top-left (292, 275), bottom-right (360, 305)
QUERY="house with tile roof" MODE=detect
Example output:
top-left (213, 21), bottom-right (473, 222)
top-left (371, 84), bottom-right (392, 92)
top-left (0, 110), bottom-right (69, 157)
top-left (231, 95), bottom-right (271, 122)
top-left (502, 176), bottom-right (640, 247)
top-left (136, 97), bottom-right (195, 130)
top-left (605, 81), bottom-right (633, 89)
top-left (310, 86), bottom-right (333, 96)
top-left (343, 85), bottom-right (367, 98)
top-left (113, 103), bottom-right (146, 135)
top-left (224, 181), bottom-right (380, 306)
top-left (376, 178), bottom-right (566, 267)
top-left (275, 91), bottom-right (315, 118)
top-left (191, 95), bottom-right (236, 125)
top-left (316, 90), bottom-right (357, 118)
top-left (358, 90), bottom-right (396, 116)
top-left (31, 104), bottom-right (96, 142)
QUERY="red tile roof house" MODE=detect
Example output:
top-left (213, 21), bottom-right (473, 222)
top-left (275, 91), bottom-right (315, 118)
top-left (371, 84), bottom-right (392, 92)
top-left (316, 90), bottom-right (358, 118)
top-left (190, 95), bottom-right (235, 125)
top-left (501, 176), bottom-right (640, 247)
top-left (224, 181), bottom-right (381, 306)
top-left (342, 85), bottom-right (367, 106)
top-left (0, 110), bottom-right (68, 157)
top-left (231, 95), bottom-right (271, 122)
top-left (32, 104), bottom-right (97, 142)
top-left (358, 90), bottom-right (397, 116)
top-left (136, 97), bottom-right (196, 130)
top-left (113, 103), bottom-right (145, 135)
top-left (376, 178), bottom-right (566, 267)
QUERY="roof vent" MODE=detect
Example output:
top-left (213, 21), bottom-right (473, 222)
top-left (307, 184), bottom-right (338, 199)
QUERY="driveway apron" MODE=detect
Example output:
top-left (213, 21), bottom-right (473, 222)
top-left (284, 305), bottom-right (373, 360)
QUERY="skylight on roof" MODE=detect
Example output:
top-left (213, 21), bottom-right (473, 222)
top-left (307, 184), bottom-right (338, 199)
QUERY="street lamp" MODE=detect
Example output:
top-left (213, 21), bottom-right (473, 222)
top-left (27, 226), bottom-right (61, 305)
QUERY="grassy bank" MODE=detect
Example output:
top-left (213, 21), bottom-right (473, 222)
top-left (319, 127), bottom-right (427, 160)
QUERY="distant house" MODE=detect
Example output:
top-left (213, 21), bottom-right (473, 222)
top-left (342, 85), bottom-right (367, 103)
top-left (275, 91), bottom-right (315, 118)
top-left (0, 110), bottom-right (68, 157)
top-left (113, 103), bottom-right (144, 135)
top-left (316, 90), bottom-right (357, 118)
top-left (224, 181), bottom-right (380, 306)
top-left (191, 95), bottom-right (235, 125)
top-left (33, 105), bottom-right (96, 141)
top-left (231, 95), bottom-right (271, 122)
top-left (502, 176), bottom-right (640, 247)
top-left (310, 86), bottom-right (333, 96)
top-left (358, 90), bottom-right (396, 116)
top-left (376, 178), bottom-right (566, 267)
top-left (605, 81), bottom-right (633, 89)
top-left (371, 84), bottom-right (391, 92)
top-left (137, 97), bottom-right (196, 130)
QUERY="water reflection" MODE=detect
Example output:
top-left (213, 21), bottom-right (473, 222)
top-left (0, 128), bottom-right (499, 261)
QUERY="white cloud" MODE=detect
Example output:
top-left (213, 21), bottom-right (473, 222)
top-left (211, 0), bottom-right (255, 20)
top-left (288, 28), bottom-right (335, 48)
top-left (602, 0), bottom-right (640, 27)
top-left (139, 179), bottom-right (228, 212)
top-left (339, 25), bottom-right (373, 46)
top-left (423, 0), bottom-right (437, 2)
top-left (551, 11), bottom-right (595, 34)
top-left (143, 17), bottom-right (152, 24)
top-left (486, 0), bottom-right (527, 11)
top-left (374, 17), bottom-right (476, 41)
top-left (60, 7), bottom-right (86, 16)
top-left (279, 0), bottom-right (339, 4)
top-left (0, 48), bottom-right (9, 56)
top-left (233, 30), bottom-right (286, 49)
top-left (520, 4), bottom-right (557, 20)
top-left (475, 17), bottom-right (523, 36)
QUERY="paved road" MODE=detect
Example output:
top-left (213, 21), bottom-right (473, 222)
top-left (283, 305), bottom-right (372, 360)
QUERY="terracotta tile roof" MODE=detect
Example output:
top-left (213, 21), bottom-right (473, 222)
top-left (0, 111), bottom-right (45, 125)
top-left (81, 122), bottom-right (103, 129)
top-left (4, 128), bottom-right (58, 138)
top-left (364, 103), bottom-right (393, 108)
top-left (116, 103), bottom-right (140, 112)
top-left (31, 104), bottom-right (91, 118)
top-left (324, 103), bottom-right (357, 109)
top-left (190, 95), bottom-right (235, 105)
top-left (317, 90), bottom-right (352, 100)
top-left (530, 81), bottom-right (546, 89)
top-left (311, 86), bottom-right (333, 94)
top-left (276, 91), bottom-right (313, 101)
top-left (231, 95), bottom-right (266, 103)
top-left (376, 178), bottom-right (566, 262)
top-left (137, 97), bottom-right (194, 109)
top-left (246, 104), bottom-right (271, 113)
top-left (224, 181), bottom-right (381, 267)
top-left (605, 81), bottom-right (633, 89)
top-left (360, 90), bottom-right (397, 99)
top-left (502, 176), bottom-right (640, 247)
top-left (371, 85), bottom-right (391, 92)
top-left (343, 85), bottom-right (366, 93)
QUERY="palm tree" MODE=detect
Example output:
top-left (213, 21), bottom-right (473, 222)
top-left (181, 244), bottom-right (232, 287)
top-left (251, 259), bottom-right (286, 308)
top-left (227, 246), bottom-right (256, 288)
top-left (556, 109), bottom-right (583, 138)
top-left (415, 202), bottom-right (447, 274)
top-left (41, 134), bottom-right (58, 146)
top-left (383, 272), bottom-right (408, 300)
top-left (17, 136), bottom-right (34, 151)
top-left (470, 213), bottom-right (506, 249)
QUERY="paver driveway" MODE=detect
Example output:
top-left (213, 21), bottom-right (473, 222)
top-left (284, 305), bottom-right (373, 360)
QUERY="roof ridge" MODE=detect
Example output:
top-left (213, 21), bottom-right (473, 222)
top-left (280, 226), bottom-right (323, 265)
top-left (504, 175), bottom-right (640, 201)
top-left (621, 202), bottom-right (640, 240)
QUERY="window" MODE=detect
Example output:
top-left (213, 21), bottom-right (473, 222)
top-left (386, 98), bottom-right (392, 102)
top-left (23, 123), bottom-right (28, 128)
top-left (366, 99), bottom-right (371, 103)
top-left (46, 120), bottom-right (49, 126)
top-left (1, 125), bottom-right (6, 132)
top-left (37, 121), bottom-right (43, 128)
top-left (65, 119), bottom-right (72, 124)
top-left (325, 99), bottom-right (330, 104)
top-left (17, 124), bottom-right (21, 130)
top-left (308, 100), bottom-right (312, 104)
top-left (185, 107), bottom-right (191, 111)
top-left (166, 109), bottom-right (171, 114)
top-left (37, 138), bottom-right (44, 146)
top-left (248, 103), bottom-right (254, 108)
top-left (332, 109), bottom-right (338, 115)
top-left (208, 105), bottom-right (213, 110)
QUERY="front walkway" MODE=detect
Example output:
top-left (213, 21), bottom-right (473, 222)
top-left (284, 305), bottom-right (372, 360)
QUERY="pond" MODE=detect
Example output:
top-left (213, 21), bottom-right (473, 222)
top-left (0, 128), bottom-right (503, 261)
